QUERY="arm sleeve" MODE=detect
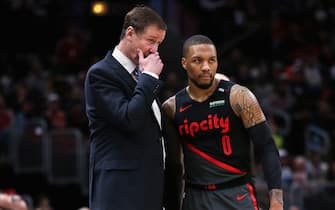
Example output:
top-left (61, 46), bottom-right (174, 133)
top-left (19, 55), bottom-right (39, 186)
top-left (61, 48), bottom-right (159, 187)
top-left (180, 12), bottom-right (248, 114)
top-left (85, 69), bottom-right (162, 132)
top-left (247, 121), bottom-right (282, 190)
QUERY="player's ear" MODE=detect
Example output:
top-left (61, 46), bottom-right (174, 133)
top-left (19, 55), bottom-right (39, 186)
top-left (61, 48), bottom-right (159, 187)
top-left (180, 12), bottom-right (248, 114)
top-left (181, 57), bottom-right (187, 70)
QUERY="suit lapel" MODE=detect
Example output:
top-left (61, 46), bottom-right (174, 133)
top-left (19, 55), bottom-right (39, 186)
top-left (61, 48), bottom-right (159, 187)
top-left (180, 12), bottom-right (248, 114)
top-left (155, 96), bottom-right (162, 108)
top-left (104, 51), bottom-right (137, 90)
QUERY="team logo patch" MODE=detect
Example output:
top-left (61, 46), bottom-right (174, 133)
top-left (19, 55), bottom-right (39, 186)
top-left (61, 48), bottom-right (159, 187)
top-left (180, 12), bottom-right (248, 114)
top-left (209, 100), bottom-right (225, 108)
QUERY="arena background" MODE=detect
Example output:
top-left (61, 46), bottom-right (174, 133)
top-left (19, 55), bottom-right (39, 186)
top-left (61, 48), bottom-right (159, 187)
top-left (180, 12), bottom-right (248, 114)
top-left (0, 0), bottom-right (335, 209)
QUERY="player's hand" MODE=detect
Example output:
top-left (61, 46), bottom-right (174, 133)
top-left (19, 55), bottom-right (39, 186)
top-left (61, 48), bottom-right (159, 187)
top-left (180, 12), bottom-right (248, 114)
top-left (269, 202), bottom-right (283, 210)
top-left (138, 49), bottom-right (163, 76)
top-left (269, 189), bottom-right (283, 210)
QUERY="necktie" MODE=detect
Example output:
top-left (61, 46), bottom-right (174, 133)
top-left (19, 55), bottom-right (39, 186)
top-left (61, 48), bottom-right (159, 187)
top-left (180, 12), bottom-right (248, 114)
top-left (132, 66), bottom-right (140, 81)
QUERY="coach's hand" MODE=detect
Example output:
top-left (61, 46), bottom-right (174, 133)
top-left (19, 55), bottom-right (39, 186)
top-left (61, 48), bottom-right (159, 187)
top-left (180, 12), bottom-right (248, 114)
top-left (138, 49), bottom-right (164, 77)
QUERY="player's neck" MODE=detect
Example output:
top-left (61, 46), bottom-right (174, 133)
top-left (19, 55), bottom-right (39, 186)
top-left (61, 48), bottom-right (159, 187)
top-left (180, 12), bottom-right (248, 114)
top-left (187, 79), bottom-right (219, 102)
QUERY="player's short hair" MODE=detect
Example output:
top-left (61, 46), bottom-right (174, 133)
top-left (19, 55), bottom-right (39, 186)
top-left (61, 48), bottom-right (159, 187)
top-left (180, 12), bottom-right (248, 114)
top-left (183, 34), bottom-right (215, 57)
top-left (120, 5), bottom-right (167, 39)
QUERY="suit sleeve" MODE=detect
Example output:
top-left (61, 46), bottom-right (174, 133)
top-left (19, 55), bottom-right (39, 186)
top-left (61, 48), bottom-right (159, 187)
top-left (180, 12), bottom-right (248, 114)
top-left (85, 67), bottom-right (162, 133)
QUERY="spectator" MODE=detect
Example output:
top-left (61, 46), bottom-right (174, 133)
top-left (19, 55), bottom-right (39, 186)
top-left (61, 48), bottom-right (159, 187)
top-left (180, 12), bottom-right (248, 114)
top-left (0, 94), bottom-right (14, 158)
top-left (45, 93), bottom-right (67, 129)
top-left (0, 192), bottom-right (28, 210)
top-left (35, 194), bottom-right (53, 210)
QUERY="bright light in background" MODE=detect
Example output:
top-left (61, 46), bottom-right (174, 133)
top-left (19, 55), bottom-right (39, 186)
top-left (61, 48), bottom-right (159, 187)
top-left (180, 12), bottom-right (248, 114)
top-left (91, 1), bottom-right (108, 16)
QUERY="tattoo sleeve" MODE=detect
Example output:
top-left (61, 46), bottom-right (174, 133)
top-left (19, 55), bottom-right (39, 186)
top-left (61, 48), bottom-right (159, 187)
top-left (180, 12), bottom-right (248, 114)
top-left (230, 85), bottom-right (266, 128)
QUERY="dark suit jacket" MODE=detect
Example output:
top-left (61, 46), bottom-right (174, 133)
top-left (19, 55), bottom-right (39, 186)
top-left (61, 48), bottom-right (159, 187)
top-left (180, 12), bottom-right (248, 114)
top-left (84, 51), bottom-right (165, 210)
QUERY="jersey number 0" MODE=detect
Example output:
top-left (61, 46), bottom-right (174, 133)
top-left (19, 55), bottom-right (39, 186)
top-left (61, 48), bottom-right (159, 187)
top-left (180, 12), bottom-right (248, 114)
top-left (221, 135), bottom-right (232, 155)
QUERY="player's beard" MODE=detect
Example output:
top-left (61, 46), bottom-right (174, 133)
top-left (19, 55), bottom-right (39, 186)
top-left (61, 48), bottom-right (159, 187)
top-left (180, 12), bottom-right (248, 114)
top-left (189, 76), bottom-right (214, 89)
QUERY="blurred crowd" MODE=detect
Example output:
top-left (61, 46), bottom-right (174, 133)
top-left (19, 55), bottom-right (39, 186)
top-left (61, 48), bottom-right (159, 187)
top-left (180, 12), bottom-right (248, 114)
top-left (1, 0), bottom-right (335, 209)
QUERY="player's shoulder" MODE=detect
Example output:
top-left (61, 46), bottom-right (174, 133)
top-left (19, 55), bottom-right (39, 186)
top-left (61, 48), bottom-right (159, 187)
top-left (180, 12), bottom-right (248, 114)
top-left (215, 73), bottom-right (230, 81)
top-left (230, 84), bottom-right (255, 98)
top-left (229, 84), bottom-right (260, 116)
top-left (163, 95), bottom-right (176, 107)
top-left (162, 95), bottom-right (176, 119)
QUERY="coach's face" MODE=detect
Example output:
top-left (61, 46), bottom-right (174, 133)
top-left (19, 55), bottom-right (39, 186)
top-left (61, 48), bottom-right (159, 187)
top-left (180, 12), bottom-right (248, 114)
top-left (182, 44), bottom-right (218, 89)
top-left (126, 25), bottom-right (166, 64)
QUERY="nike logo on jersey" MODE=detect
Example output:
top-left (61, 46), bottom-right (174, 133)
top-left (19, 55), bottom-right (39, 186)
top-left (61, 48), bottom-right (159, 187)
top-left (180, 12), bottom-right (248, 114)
top-left (179, 104), bottom-right (192, 112)
top-left (236, 193), bottom-right (248, 201)
top-left (209, 100), bottom-right (225, 108)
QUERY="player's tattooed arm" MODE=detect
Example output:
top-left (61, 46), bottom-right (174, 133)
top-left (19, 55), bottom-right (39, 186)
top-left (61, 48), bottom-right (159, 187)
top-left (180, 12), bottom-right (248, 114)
top-left (269, 189), bottom-right (284, 210)
top-left (230, 84), bottom-right (266, 128)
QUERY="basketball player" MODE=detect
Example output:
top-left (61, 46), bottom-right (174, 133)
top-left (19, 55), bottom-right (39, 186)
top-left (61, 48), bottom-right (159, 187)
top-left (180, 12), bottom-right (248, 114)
top-left (163, 34), bottom-right (283, 210)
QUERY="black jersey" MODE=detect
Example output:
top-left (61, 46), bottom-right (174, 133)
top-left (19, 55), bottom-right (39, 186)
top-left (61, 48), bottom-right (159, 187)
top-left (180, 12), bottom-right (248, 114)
top-left (174, 80), bottom-right (252, 185)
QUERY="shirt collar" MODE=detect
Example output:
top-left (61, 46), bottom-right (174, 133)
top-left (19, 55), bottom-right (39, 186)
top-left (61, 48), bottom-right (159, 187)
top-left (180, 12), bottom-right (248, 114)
top-left (112, 46), bottom-right (136, 74)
